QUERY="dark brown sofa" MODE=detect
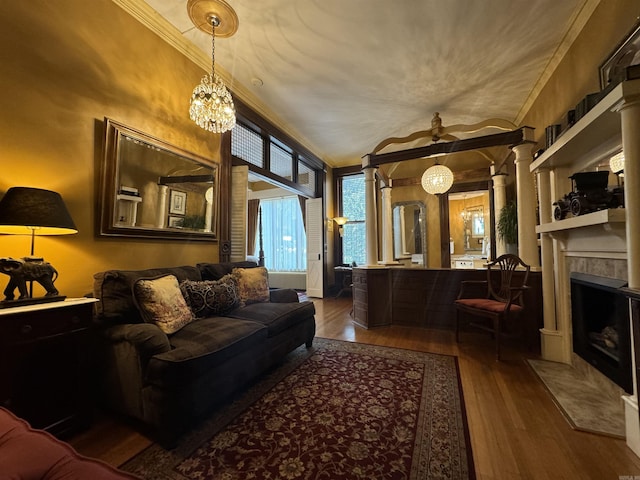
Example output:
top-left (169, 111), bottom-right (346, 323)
top-left (92, 261), bottom-right (315, 446)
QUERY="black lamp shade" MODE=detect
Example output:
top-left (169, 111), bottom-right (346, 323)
top-left (0, 187), bottom-right (77, 235)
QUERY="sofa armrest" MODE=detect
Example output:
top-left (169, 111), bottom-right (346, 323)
top-left (97, 323), bottom-right (172, 419)
top-left (102, 323), bottom-right (172, 359)
top-left (269, 288), bottom-right (300, 303)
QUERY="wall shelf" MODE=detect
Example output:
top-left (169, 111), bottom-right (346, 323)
top-left (536, 208), bottom-right (625, 234)
top-left (530, 79), bottom-right (640, 172)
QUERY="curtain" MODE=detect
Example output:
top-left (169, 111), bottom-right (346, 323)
top-left (260, 196), bottom-right (307, 272)
top-left (247, 199), bottom-right (260, 256)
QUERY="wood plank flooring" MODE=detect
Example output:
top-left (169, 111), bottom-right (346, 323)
top-left (69, 296), bottom-right (640, 479)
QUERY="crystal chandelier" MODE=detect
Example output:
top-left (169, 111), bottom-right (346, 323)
top-left (188, 0), bottom-right (238, 133)
top-left (421, 162), bottom-right (454, 195)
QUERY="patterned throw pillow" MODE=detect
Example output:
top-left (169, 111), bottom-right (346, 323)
top-left (133, 275), bottom-right (194, 334)
top-left (180, 274), bottom-right (240, 318)
top-left (233, 266), bottom-right (270, 307)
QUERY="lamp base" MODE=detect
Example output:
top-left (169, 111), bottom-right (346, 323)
top-left (0, 295), bottom-right (66, 309)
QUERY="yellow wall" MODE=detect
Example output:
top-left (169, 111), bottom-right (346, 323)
top-left (0, 0), bottom-right (222, 298)
top-left (521, 0), bottom-right (640, 145)
top-left (1, 0), bottom-right (637, 298)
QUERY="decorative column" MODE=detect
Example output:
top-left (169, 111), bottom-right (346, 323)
top-left (512, 129), bottom-right (540, 268)
top-left (618, 97), bottom-right (640, 289)
top-left (491, 167), bottom-right (508, 257)
top-left (380, 182), bottom-right (397, 264)
top-left (363, 163), bottom-right (379, 266)
top-left (156, 185), bottom-right (168, 228)
top-left (616, 91), bottom-right (640, 457)
top-left (536, 167), bottom-right (562, 361)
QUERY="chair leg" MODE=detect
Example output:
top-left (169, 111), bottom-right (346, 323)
top-left (494, 317), bottom-right (501, 361)
top-left (455, 310), bottom-right (461, 343)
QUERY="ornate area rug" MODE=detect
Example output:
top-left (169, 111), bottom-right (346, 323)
top-left (122, 338), bottom-right (475, 479)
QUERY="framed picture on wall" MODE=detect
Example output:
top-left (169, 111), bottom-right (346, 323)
top-left (599, 20), bottom-right (640, 90)
top-left (169, 190), bottom-right (186, 215)
top-left (168, 216), bottom-right (184, 228)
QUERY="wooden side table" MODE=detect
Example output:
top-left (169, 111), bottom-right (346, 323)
top-left (0, 298), bottom-right (98, 438)
top-left (334, 266), bottom-right (353, 298)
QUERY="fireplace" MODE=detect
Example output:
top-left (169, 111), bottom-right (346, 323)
top-left (571, 272), bottom-right (632, 393)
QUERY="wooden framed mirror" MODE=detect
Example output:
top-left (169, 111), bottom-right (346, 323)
top-left (100, 118), bottom-right (219, 241)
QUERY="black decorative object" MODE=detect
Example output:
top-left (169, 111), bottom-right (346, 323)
top-left (0, 187), bottom-right (77, 304)
top-left (574, 92), bottom-right (602, 123)
top-left (553, 171), bottom-right (624, 220)
top-left (0, 257), bottom-right (59, 302)
top-left (545, 124), bottom-right (562, 148)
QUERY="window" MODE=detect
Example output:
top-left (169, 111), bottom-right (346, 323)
top-left (231, 118), bottom-right (322, 198)
top-left (270, 143), bottom-right (293, 180)
top-left (231, 123), bottom-right (264, 168)
top-left (256, 196), bottom-right (307, 272)
top-left (340, 174), bottom-right (366, 266)
top-left (298, 158), bottom-right (316, 191)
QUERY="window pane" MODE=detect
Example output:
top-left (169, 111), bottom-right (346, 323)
top-left (270, 143), bottom-right (293, 180)
top-left (257, 197), bottom-right (307, 272)
top-left (342, 175), bottom-right (365, 221)
top-left (232, 123), bottom-right (263, 168)
top-left (342, 222), bottom-right (366, 266)
top-left (298, 159), bottom-right (315, 190)
top-left (340, 174), bottom-right (366, 266)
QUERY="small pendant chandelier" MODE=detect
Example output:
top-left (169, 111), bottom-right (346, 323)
top-left (421, 161), bottom-right (454, 195)
top-left (188, 0), bottom-right (238, 134)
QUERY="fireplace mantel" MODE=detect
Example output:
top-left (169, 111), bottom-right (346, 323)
top-left (536, 208), bottom-right (625, 234)
top-left (531, 78), bottom-right (640, 456)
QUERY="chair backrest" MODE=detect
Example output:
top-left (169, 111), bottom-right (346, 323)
top-left (486, 254), bottom-right (530, 304)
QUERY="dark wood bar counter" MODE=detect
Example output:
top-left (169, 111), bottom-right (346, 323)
top-left (352, 266), bottom-right (543, 349)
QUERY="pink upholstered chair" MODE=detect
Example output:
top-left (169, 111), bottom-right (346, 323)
top-left (454, 254), bottom-right (530, 360)
top-left (0, 407), bottom-right (139, 479)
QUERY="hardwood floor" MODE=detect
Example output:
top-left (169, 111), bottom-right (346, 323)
top-left (69, 296), bottom-right (640, 479)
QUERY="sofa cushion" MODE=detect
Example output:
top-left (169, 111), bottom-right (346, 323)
top-left (227, 301), bottom-right (316, 337)
top-left (146, 317), bottom-right (268, 388)
top-left (197, 261), bottom-right (258, 281)
top-left (233, 266), bottom-right (270, 307)
top-left (94, 265), bottom-right (201, 325)
top-left (179, 274), bottom-right (240, 318)
top-left (133, 275), bottom-right (194, 334)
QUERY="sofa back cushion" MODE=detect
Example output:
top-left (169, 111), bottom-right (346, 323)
top-left (133, 275), bottom-right (195, 334)
top-left (93, 265), bottom-right (201, 325)
top-left (233, 266), bottom-right (270, 306)
top-left (197, 261), bottom-right (257, 281)
top-left (179, 274), bottom-right (240, 318)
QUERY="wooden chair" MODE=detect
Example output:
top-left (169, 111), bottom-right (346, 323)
top-left (454, 254), bottom-right (530, 360)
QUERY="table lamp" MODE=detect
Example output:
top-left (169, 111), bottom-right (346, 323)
top-left (0, 187), bottom-right (77, 303)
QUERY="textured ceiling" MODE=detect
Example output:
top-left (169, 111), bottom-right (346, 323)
top-left (139, 0), bottom-right (589, 169)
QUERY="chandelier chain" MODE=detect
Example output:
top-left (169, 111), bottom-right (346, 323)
top-left (210, 16), bottom-right (216, 77)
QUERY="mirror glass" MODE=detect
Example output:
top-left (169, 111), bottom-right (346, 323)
top-left (100, 118), bottom-right (219, 241)
top-left (448, 191), bottom-right (490, 257)
top-left (392, 201), bottom-right (426, 266)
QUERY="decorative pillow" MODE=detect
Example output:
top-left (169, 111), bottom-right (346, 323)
top-left (180, 274), bottom-right (240, 318)
top-left (233, 266), bottom-right (270, 307)
top-left (133, 275), bottom-right (194, 334)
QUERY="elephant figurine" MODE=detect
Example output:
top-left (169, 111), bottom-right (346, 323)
top-left (0, 257), bottom-right (59, 301)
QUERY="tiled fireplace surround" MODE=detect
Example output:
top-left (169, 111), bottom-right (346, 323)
top-left (550, 220), bottom-right (639, 453)
top-left (565, 255), bottom-right (628, 403)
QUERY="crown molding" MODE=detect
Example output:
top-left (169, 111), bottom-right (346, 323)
top-left (111, 0), bottom-right (328, 164)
